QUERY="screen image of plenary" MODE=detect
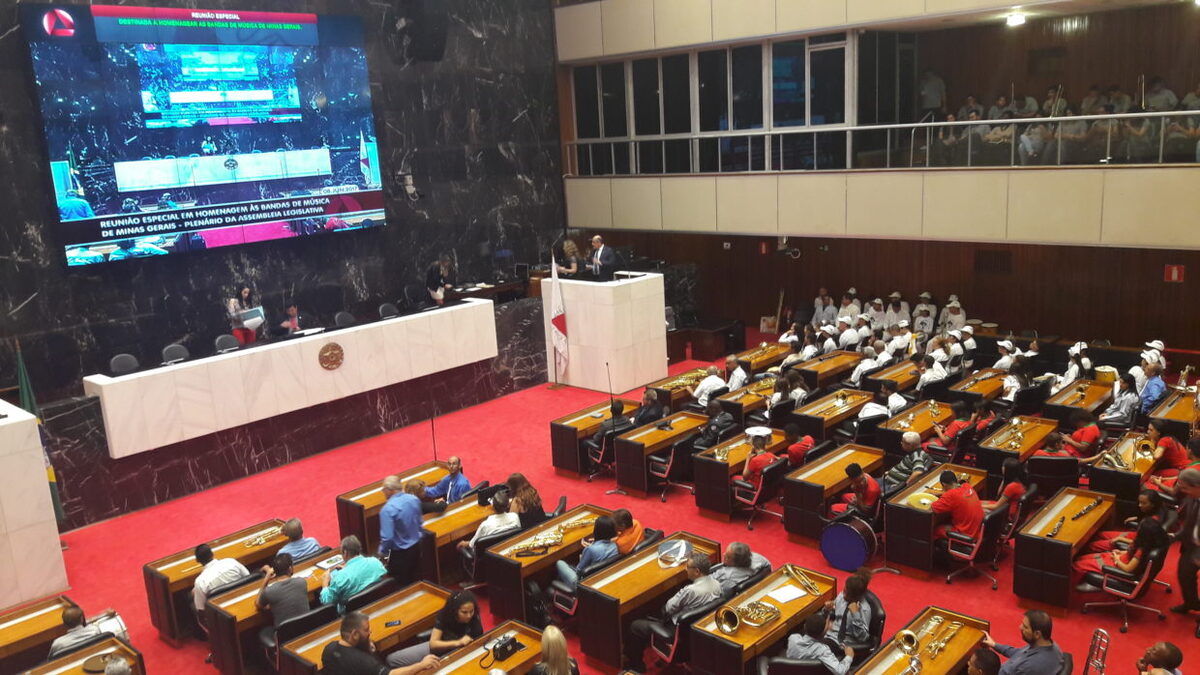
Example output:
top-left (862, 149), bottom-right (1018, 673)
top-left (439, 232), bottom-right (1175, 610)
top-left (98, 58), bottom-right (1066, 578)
top-left (21, 4), bottom-right (386, 266)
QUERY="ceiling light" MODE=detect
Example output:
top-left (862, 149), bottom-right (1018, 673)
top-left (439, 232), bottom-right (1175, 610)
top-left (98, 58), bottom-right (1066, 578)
top-left (1006, 11), bottom-right (1026, 26)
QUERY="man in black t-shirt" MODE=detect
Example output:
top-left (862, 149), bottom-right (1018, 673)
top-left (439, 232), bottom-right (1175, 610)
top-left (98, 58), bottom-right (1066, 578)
top-left (322, 612), bottom-right (440, 675)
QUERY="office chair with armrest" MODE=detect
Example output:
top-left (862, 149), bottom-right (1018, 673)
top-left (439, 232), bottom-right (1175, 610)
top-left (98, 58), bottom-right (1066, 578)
top-left (49, 632), bottom-right (117, 660)
top-left (1027, 456), bottom-right (1080, 499)
top-left (1013, 379), bottom-right (1051, 415)
top-left (549, 495), bottom-right (568, 518)
top-left (685, 388), bottom-right (729, 413)
top-left (833, 414), bottom-right (887, 446)
top-left (755, 655), bottom-right (836, 675)
top-left (460, 481), bottom-right (490, 501)
top-left (345, 577), bottom-right (399, 612)
top-left (648, 437), bottom-right (696, 502)
top-left (945, 507), bottom-right (1008, 590)
top-left (378, 302), bottom-right (400, 319)
top-left (260, 603), bottom-right (339, 671)
top-left (732, 457), bottom-right (790, 530)
top-left (161, 343), bottom-right (189, 365)
top-left (548, 552), bottom-right (625, 617)
top-left (843, 589), bottom-right (886, 666)
top-left (583, 423), bottom-right (634, 484)
top-left (648, 596), bottom-right (727, 667)
top-left (334, 311), bottom-right (355, 328)
top-left (925, 425), bottom-right (976, 466)
top-left (214, 334), bottom-right (240, 353)
top-left (1081, 542), bottom-right (1170, 632)
top-left (634, 528), bottom-right (666, 553)
top-left (460, 528), bottom-right (521, 590)
top-left (802, 439), bottom-right (837, 464)
top-left (992, 483), bottom-right (1039, 569)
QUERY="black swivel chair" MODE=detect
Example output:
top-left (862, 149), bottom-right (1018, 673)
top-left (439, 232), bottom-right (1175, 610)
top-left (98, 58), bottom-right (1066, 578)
top-left (731, 457), bottom-right (790, 530)
top-left (1026, 456), bottom-right (1080, 498)
top-left (379, 302), bottom-right (400, 319)
top-left (109, 353), bottom-right (140, 375)
top-left (648, 596), bottom-right (727, 668)
top-left (1081, 542), bottom-right (1172, 633)
top-left (584, 422), bottom-right (634, 484)
top-left (548, 496), bottom-right (569, 518)
top-left (945, 506), bottom-right (1008, 590)
top-left (755, 655), bottom-right (833, 674)
top-left (346, 577), bottom-right (399, 612)
top-left (685, 388), bottom-right (729, 413)
top-left (833, 414), bottom-right (887, 445)
top-left (926, 425), bottom-right (976, 465)
top-left (549, 553), bottom-right (626, 618)
top-left (461, 528), bottom-right (522, 590)
top-left (260, 603), bottom-right (339, 672)
top-left (161, 343), bottom-right (189, 365)
top-left (992, 483), bottom-right (1039, 569)
top-left (334, 311), bottom-right (356, 328)
top-left (844, 589), bottom-right (886, 666)
top-left (215, 334), bottom-right (240, 353)
top-left (648, 437), bottom-right (696, 502)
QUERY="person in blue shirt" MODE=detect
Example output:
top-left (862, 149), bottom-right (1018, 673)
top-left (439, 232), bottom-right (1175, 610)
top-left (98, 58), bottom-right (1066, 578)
top-left (319, 535), bottom-right (385, 614)
top-left (424, 456), bottom-right (471, 503)
top-left (107, 238), bottom-right (167, 261)
top-left (1140, 363), bottom-right (1167, 414)
top-left (66, 247), bottom-right (105, 266)
top-left (554, 516), bottom-right (619, 590)
top-left (58, 193), bottom-right (95, 220)
top-left (277, 518), bottom-right (321, 561)
top-left (379, 475), bottom-right (425, 585)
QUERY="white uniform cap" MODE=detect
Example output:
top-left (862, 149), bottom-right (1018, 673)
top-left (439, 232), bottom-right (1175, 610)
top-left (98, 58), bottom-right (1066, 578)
top-left (847, 287), bottom-right (857, 295)
top-left (946, 300), bottom-right (961, 308)
top-left (821, 325), bottom-right (837, 335)
top-left (997, 340), bottom-right (1014, 350)
top-left (888, 291), bottom-right (902, 299)
top-left (897, 320), bottom-right (910, 328)
top-left (745, 426), bottom-right (773, 438)
top-left (949, 330), bottom-right (962, 339)
top-left (837, 316), bottom-right (851, 325)
top-left (961, 325), bottom-right (974, 334)
top-left (918, 291), bottom-right (932, 299)
top-left (872, 298), bottom-right (883, 305)
top-left (1068, 344), bottom-right (1080, 357)
top-left (1145, 340), bottom-right (1165, 351)
top-left (948, 294), bottom-right (959, 302)
top-left (858, 313), bottom-right (872, 321)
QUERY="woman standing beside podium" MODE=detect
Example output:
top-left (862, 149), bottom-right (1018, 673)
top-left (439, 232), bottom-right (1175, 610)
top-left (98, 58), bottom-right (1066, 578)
top-left (226, 285), bottom-right (257, 345)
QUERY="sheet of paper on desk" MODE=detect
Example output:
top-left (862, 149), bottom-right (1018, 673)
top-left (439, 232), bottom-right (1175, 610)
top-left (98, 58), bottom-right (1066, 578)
top-left (768, 584), bottom-right (805, 603)
top-left (295, 568), bottom-right (315, 578)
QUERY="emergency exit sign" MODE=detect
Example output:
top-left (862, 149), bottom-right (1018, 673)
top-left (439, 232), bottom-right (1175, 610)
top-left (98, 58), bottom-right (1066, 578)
top-left (1165, 264), bottom-right (1185, 283)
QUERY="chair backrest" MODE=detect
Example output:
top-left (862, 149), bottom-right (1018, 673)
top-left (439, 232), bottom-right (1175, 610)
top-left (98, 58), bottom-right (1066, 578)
top-left (948, 353), bottom-right (964, 370)
top-left (109, 353), bottom-right (140, 375)
top-left (276, 603), bottom-right (339, 645)
top-left (1058, 651), bottom-right (1074, 675)
top-left (379, 302), bottom-right (400, 319)
top-left (767, 399), bottom-right (797, 427)
top-left (461, 480), bottom-right (490, 500)
top-left (345, 577), bottom-right (398, 611)
top-left (52, 631), bottom-right (117, 659)
top-left (731, 565), bottom-right (770, 596)
top-left (804, 440), bottom-right (836, 464)
top-left (764, 656), bottom-right (836, 675)
top-left (854, 414), bottom-right (888, 443)
top-left (1027, 457), bottom-right (1079, 497)
top-left (1001, 483), bottom-right (1040, 542)
top-left (214, 334), bottom-right (240, 353)
top-left (633, 528), bottom-right (665, 553)
top-left (550, 495), bottom-right (568, 518)
top-left (1014, 379), bottom-right (1051, 415)
top-left (161, 343), bottom-right (189, 365)
top-left (334, 311), bottom-right (355, 327)
top-left (207, 571), bottom-right (263, 599)
top-left (717, 423), bottom-right (743, 443)
top-left (921, 377), bottom-right (952, 401)
top-left (862, 590), bottom-right (886, 650)
top-left (756, 457), bottom-right (791, 502)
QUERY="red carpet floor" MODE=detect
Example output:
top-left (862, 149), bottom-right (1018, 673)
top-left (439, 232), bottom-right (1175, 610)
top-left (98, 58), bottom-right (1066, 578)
top-left (57, 359), bottom-right (1195, 674)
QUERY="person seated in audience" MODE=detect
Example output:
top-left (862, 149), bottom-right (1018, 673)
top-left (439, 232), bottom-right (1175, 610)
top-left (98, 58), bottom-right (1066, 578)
top-left (1141, 364), bottom-right (1167, 414)
top-left (880, 380), bottom-right (907, 415)
top-left (1049, 343), bottom-right (1091, 394)
top-left (913, 305), bottom-right (935, 336)
top-left (992, 340), bottom-right (1016, 371)
top-left (255, 553), bottom-right (310, 637)
top-left (931, 470), bottom-right (984, 541)
top-left (847, 346), bottom-right (881, 387)
top-left (823, 568), bottom-right (875, 645)
top-left (1087, 490), bottom-right (1167, 552)
top-left (872, 339), bottom-right (893, 367)
top-left (1106, 84), bottom-right (1133, 114)
top-left (830, 463), bottom-right (882, 518)
top-left (688, 366), bottom-right (726, 407)
top-left (457, 491), bottom-right (520, 552)
top-left (321, 611), bottom-right (440, 675)
top-left (404, 479), bottom-right (448, 515)
top-left (1042, 86), bottom-right (1067, 117)
top-left (612, 508), bottom-right (645, 554)
top-left (277, 518), bottom-right (321, 561)
top-left (785, 613), bottom-right (853, 674)
top-left (982, 610), bottom-right (1062, 675)
top-left (973, 400), bottom-right (996, 433)
top-left (927, 336), bottom-right (949, 366)
top-left (914, 355), bottom-right (947, 393)
top-left (1001, 358), bottom-right (1031, 402)
top-left (1182, 82), bottom-right (1200, 111)
top-left (1148, 438), bottom-right (1200, 495)
top-left (1060, 410), bottom-right (1102, 460)
top-left (1136, 641), bottom-right (1184, 675)
top-left (192, 543), bottom-right (250, 614)
top-left (867, 298), bottom-right (887, 328)
top-left (632, 389), bottom-right (664, 426)
top-left (785, 369), bottom-right (812, 404)
top-left (624, 553), bottom-right (722, 673)
top-left (926, 401), bottom-right (975, 451)
top-left (855, 313), bottom-right (873, 345)
top-left (694, 400), bottom-right (735, 452)
top-left (819, 324), bottom-right (839, 355)
top-left (812, 287), bottom-right (828, 316)
top-left (881, 432), bottom-right (932, 494)
top-left (711, 541), bottom-right (771, 595)
top-left (837, 316), bottom-right (860, 350)
top-left (942, 330), bottom-right (965, 372)
top-left (1145, 76), bottom-right (1179, 112)
top-left (554, 516), bottom-right (618, 590)
top-left (852, 390), bottom-right (892, 431)
top-left (531, 625), bottom-right (579, 675)
top-left (1019, 119), bottom-right (1048, 164)
top-left (1033, 432), bottom-right (1068, 457)
top-left (506, 473), bottom-right (546, 527)
top-left (884, 292), bottom-right (910, 327)
top-left (725, 354), bottom-right (748, 391)
top-left (988, 94), bottom-right (1013, 120)
top-left (785, 425), bottom-right (816, 466)
top-left (780, 340), bottom-right (806, 370)
top-left (592, 401), bottom-right (631, 446)
top-left (982, 111), bottom-right (1017, 163)
top-left (812, 294), bottom-right (837, 327)
top-left (1080, 85), bottom-right (1107, 115)
top-left (839, 292), bottom-right (861, 319)
top-left (779, 321), bottom-right (801, 344)
top-left (1044, 106), bottom-right (1089, 164)
top-left (1121, 107), bottom-right (1157, 162)
top-left (1074, 518), bottom-right (1168, 592)
top-left (47, 606), bottom-right (105, 659)
top-left (932, 113), bottom-right (963, 166)
top-left (766, 377), bottom-right (792, 408)
top-left (982, 458), bottom-right (1028, 521)
top-left (320, 536), bottom-right (385, 614)
top-left (733, 432), bottom-right (776, 490)
top-left (957, 94), bottom-right (984, 121)
top-left (913, 291), bottom-right (935, 319)
top-left (1121, 351), bottom-right (1154, 396)
top-left (1012, 92), bottom-right (1040, 118)
top-left (1145, 419), bottom-right (1190, 479)
top-left (884, 323), bottom-right (909, 358)
top-left (424, 455), bottom-right (471, 502)
top-left (967, 647), bottom-right (1002, 675)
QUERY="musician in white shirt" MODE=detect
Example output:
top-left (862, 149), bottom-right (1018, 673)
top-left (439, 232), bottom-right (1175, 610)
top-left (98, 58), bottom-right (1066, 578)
top-left (913, 292), bottom-right (936, 322)
top-left (913, 306), bottom-right (935, 337)
top-left (940, 300), bottom-right (967, 331)
top-left (857, 390), bottom-right (892, 420)
top-left (884, 293), bottom-right (910, 327)
top-left (779, 322), bottom-right (802, 344)
top-left (960, 326), bottom-right (978, 369)
top-left (945, 331), bottom-right (965, 373)
top-left (855, 314), bottom-right (873, 345)
top-left (811, 295), bottom-right (837, 327)
top-left (785, 370), bottom-right (811, 404)
top-left (725, 355), bottom-right (748, 391)
top-left (847, 346), bottom-right (880, 386)
top-left (812, 287), bottom-right (829, 314)
top-left (192, 544), bottom-right (250, 611)
top-left (880, 380), bottom-right (908, 414)
top-left (915, 355), bottom-right (948, 392)
top-left (1001, 359), bottom-right (1031, 402)
top-left (866, 298), bottom-right (887, 329)
top-left (688, 366), bottom-right (726, 406)
top-left (927, 337), bottom-right (950, 366)
top-left (837, 317), bottom-right (861, 350)
top-left (886, 322), bottom-right (911, 358)
top-left (820, 325), bottom-right (838, 355)
top-left (993, 341), bottom-right (1016, 371)
top-left (839, 294), bottom-right (861, 319)
top-left (872, 340), bottom-right (894, 367)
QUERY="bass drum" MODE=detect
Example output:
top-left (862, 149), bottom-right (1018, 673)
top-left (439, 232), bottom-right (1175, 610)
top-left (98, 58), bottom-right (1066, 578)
top-left (819, 517), bottom-right (877, 572)
top-left (1094, 365), bottom-right (1118, 385)
top-left (89, 611), bottom-right (129, 642)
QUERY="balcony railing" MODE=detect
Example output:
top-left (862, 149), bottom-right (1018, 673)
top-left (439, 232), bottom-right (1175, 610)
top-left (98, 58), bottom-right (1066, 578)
top-left (563, 110), bottom-right (1200, 176)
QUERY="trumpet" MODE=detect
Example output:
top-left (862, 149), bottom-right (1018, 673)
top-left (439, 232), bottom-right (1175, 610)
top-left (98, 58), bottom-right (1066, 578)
top-left (246, 526), bottom-right (283, 548)
top-left (1068, 383), bottom-right (1089, 405)
top-left (925, 621), bottom-right (964, 660)
top-left (715, 600), bottom-right (781, 634)
top-left (814, 392), bottom-right (853, 417)
top-left (781, 563), bottom-right (821, 595)
top-left (712, 441), bottom-right (745, 463)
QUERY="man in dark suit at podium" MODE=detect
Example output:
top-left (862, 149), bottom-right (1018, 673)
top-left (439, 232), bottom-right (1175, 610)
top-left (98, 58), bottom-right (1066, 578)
top-left (589, 235), bottom-right (617, 280)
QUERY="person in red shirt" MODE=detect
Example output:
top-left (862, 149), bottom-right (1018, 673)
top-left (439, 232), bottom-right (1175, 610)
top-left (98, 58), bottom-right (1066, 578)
top-left (1073, 519), bottom-right (1167, 592)
top-left (931, 470), bottom-right (984, 540)
top-left (925, 401), bottom-right (974, 452)
top-left (1147, 437), bottom-right (1200, 493)
top-left (830, 463), bottom-right (882, 517)
top-left (1033, 432), bottom-right (1070, 457)
top-left (1063, 411), bottom-right (1102, 459)
top-left (973, 401), bottom-right (996, 435)
top-left (733, 433), bottom-right (776, 490)
top-left (1146, 420), bottom-right (1190, 478)
top-left (981, 458), bottom-right (1027, 521)
top-left (1087, 489), bottom-right (1166, 552)
top-left (785, 424), bottom-right (816, 466)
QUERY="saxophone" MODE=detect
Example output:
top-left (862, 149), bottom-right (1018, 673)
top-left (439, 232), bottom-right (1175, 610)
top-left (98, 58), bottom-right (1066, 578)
top-left (508, 518), bottom-right (595, 556)
top-left (245, 526), bottom-right (283, 548)
top-left (925, 621), bottom-right (964, 659)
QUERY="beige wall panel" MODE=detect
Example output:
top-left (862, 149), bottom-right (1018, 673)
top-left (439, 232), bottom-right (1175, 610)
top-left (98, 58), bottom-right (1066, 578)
top-left (922, 171), bottom-right (1008, 240)
top-left (846, 0), bottom-right (925, 23)
top-left (777, 174), bottom-right (847, 236)
top-left (1101, 168), bottom-right (1200, 248)
top-left (610, 178), bottom-right (664, 230)
top-left (602, 0), bottom-right (656, 56)
top-left (555, 3), bottom-right (604, 62)
top-left (565, 178), bottom-right (613, 231)
top-left (654, 0), bottom-right (713, 49)
top-left (1006, 170), bottom-right (1103, 244)
top-left (924, 0), bottom-right (1018, 13)
top-left (716, 176), bottom-right (779, 234)
top-left (662, 176), bottom-right (719, 232)
top-left (777, 0), bottom-right (848, 33)
top-left (846, 173), bottom-right (923, 237)
top-left (711, 0), bottom-right (776, 42)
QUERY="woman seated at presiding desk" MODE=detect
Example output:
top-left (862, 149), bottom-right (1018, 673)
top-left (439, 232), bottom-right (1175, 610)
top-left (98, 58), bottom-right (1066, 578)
top-left (385, 590), bottom-right (484, 669)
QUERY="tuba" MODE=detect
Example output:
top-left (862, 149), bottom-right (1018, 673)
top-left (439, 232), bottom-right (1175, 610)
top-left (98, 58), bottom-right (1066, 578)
top-left (715, 600), bottom-right (781, 634)
top-left (246, 526), bottom-right (282, 548)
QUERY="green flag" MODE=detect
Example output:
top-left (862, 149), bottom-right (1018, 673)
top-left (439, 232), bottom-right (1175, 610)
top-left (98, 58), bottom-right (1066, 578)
top-left (14, 340), bottom-right (65, 523)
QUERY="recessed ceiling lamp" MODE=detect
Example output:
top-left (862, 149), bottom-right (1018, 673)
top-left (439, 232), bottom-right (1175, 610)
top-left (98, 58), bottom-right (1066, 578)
top-left (1006, 10), bottom-right (1027, 26)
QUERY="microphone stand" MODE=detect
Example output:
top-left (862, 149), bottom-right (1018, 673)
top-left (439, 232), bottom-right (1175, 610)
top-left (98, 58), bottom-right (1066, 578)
top-left (429, 402), bottom-right (439, 463)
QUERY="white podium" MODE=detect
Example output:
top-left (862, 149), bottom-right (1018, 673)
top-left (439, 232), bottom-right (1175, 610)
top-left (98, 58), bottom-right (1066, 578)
top-left (541, 272), bottom-right (668, 394)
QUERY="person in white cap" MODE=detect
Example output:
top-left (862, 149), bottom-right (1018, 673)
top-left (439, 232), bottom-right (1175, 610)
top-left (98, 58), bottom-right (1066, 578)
top-left (811, 294), bottom-right (837, 328)
top-left (915, 354), bottom-right (948, 392)
top-left (945, 330), bottom-right (965, 374)
top-left (867, 298), bottom-right (887, 329)
top-left (1122, 351), bottom-right (1155, 395)
top-left (1001, 358), bottom-right (1032, 401)
top-left (819, 324), bottom-right (838, 355)
top-left (940, 299), bottom-right (967, 331)
top-left (1144, 346), bottom-right (1166, 369)
top-left (886, 322), bottom-right (912, 358)
top-left (993, 341), bottom-right (1016, 371)
top-left (855, 314), bottom-right (874, 345)
top-left (847, 346), bottom-right (881, 387)
top-left (960, 326), bottom-right (977, 369)
top-left (837, 316), bottom-right (861, 350)
top-left (884, 292), bottom-right (910, 327)
top-left (812, 287), bottom-right (829, 314)
top-left (1145, 339), bottom-right (1166, 353)
top-left (935, 294), bottom-right (959, 330)
top-left (839, 293), bottom-right (861, 319)
top-left (1051, 342), bottom-right (1091, 394)
top-left (913, 305), bottom-right (935, 337)
top-left (914, 292), bottom-right (937, 321)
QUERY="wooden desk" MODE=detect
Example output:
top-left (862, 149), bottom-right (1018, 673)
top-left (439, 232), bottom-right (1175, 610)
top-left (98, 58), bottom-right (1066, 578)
top-left (436, 620), bottom-right (543, 675)
top-left (614, 412), bottom-right (708, 495)
top-left (280, 583), bottom-right (450, 675)
top-left (875, 400), bottom-right (954, 461)
top-left (1089, 431), bottom-right (1158, 517)
top-left (143, 519), bottom-right (287, 644)
top-left (975, 416), bottom-right (1059, 476)
top-left (484, 505), bottom-right (612, 623)
top-left (717, 377), bottom-right (777, 427)
top-left (577, 532), bottom-right (721, 669)
top-left (646, 369), bottom-right (707, 412)
top-left (1015, 488), bottom-right (1115, 607)
top-left (864, 360), bottom-right (920, 393)
top-left (783, 445), bottom-right (886, 539)
top-left (1042, 379), bottom-right (1113, 423)
top-left (336, 461), bottom-right (449, 555)
top-left (550, 399), bottom-right (641, 475)
top-left (791, 351), bottom-right (864, 390)
top-left (855, 606), bottom-right (988, 675)
top-left (418, 496), bottom-right (495, 585)
top-left (25, 636), bottom-right (145, 675)
top-left (736, 343), bottom-right (792, 375)
top-left (885, 464), bottom-right (987, 572)
top-left (948, 368), bottom-right (1006, 403)
top-left (207, 548), bottom-right (341, 675)
top-left (1150, 389), bottom-right (1197, 442)
top-left (790, 390), bottom-right (871, 441)
top-left (693, 430), bottom-right (788, 518)
top-left (0, 595), bottom-right (77, 674)
top-left (690, 566), bottom-right (837, 675)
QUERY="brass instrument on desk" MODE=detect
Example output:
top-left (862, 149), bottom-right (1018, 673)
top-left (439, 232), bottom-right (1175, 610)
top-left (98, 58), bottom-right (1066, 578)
top-left (712, 441), bottom-right (745, 463)
top-left (508, 517), bottom-right (596, 557)
top-left (1072, 496), bottom-right (1104, 521)
top-left (897, 615), bottom-right (944, 655)
top-left (742, 342), bottom-right (774, 361)
top-left (245, 526), bottom-right (282, 548)
top-left (897, 412), bottom-right (917, 429)
top-left (814, 392), bottom-right (853, 417)
top-left (928, 400), bottom-right (943, 418)
top-left (715, 599), bottom-right (782, 634)
top-left (1068, 383), bottom-right (1089, 405)
top-left (556, 517), bottom-right (596, 534)
top-left (962, 370), bottom-right (1003, 389)
top-left (1047, 516), bottom-right (1065, 538)
top-left (1176, 365), bottom-right (1193, 389)
top-left (926, 621), bottom-right (964, 660)
top-left (1100, 444), bottom-right (1131, 471)
top-left (661, 370), bottom-right (706, 390)
top-left (899, 656), bottom-right (924, 675)
top-left (781, 563), bottom-right (822, 595)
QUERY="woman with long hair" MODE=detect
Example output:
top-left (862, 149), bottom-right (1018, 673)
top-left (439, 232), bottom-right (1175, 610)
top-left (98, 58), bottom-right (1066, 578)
top-left (385, 590), bottom-right (484, 667)
top-left (531, 625), bottom-right (579, 675)
top-left (554, 516), bottom-right (618, 590)
top-left (226, 284), bottom-right (257, 345)
top-left (1073, 518), bottom-right (1167, 592)
top-left (556, 240), bottom-right (581, 278)
top-left (981, 458), bottom-right (1028, 520)
top-left (506, 473), bottom-right (546, 527)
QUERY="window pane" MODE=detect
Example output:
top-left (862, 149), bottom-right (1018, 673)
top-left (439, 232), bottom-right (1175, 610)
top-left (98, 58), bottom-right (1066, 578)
top-left (662, 54), bottom-right (690, 134)
top-left (664, 139), bottom-right (691, 173)
top-left (816, 131), bottom-right (847, 169)
top-left (722, 136), bottom-right (750, 172)
top-left (613, 142), bottom-right (631, 174)
top-left (637, 141), bottom-right (663, 173)
top-left (600, 62), bottom-right (627, 137)
top-left (810, 48), bottom-right (846, 125)
top-left (772, 40), bottom-right (806, 127)
top-left (632, 59), bottom-right (661, 136)
top-left (593, 143), bottom-right (613, 174)
top-left (731, 46), bottom-right (763, 130)
top-left (773, 133), bottom-right (815, 170)
top-left (573, 66), bottom-right (599, 138)
top-left (698, 50), bottom-right (728, 132)
top-left (698, 138), bottom-right (720, 172)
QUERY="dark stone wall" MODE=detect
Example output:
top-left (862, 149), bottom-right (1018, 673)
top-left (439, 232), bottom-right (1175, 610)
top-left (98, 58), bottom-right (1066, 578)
top-left (0, 0), bottom-right (564, 401)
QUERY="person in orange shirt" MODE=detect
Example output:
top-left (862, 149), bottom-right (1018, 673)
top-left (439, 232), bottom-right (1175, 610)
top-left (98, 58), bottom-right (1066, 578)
top-left (931, 471), bottom-right (984, 540)
top-left (612, 508), bottom-right (645, 555)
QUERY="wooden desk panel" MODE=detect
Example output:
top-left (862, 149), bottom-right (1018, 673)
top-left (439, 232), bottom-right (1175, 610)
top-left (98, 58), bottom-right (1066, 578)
top-left (578, 532), bottom-right (721, 669)
top-left (550, 399), bottom-right (641, 474)
top-left (694, 430), bottom-right (788, 517)
top-left (885, 464), bottom-right (987, 572)
top-left (1042, 379), bottom-right (1113, 423)
top-left (855, 606), bottom-right (989, 675)
top-left (646, 369), bottom-right (708, 412)
top-left (1090, 432), bottom-right (1159, 515)
top-left (485, 505), bottom-right (612, 623)
top-left (208, 549), bottom-right (341, 675)
top-left (25, 636), bottom-right (145, 675)
top-left (783, 445), bottom-right (885, 539)
top-left (864, 360), bottom-right (920, 393)
top-left (975, 416), bottom-right (1058, 476)
top-left (792, 351), bottom-right (864, 390)
top-left (0, 595), bottom-right (77, 673)
top-left (876, 400), bottom-right (954, 460)
top-left (143, 519), bottom-right (286, 643)
top-left (948, 368), bottom-right (1006, 403)
top-left (690, 566), bottom-right (837, 675)
top-left (736, 343), bottom-right (792, 374)
top-left (336, 461), bottom-right (449, 555)
top-left (1015, 488), bottom-right (1114, 607)
top-left (614, 412), bottom-right (708, 494)
top-left (717, 378), bottom-right (777, 426)
top-left (1150, 389), bottom-right (1197, 441)
top-left (436, 621), bottom-right (542, 675)
top-left (280, 583), bottom-right (450, 675)
top-left (791, 390), bottom-right (871, 441)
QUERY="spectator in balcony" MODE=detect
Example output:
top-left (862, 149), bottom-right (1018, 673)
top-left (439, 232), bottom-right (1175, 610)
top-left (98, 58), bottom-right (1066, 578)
top-left (1107, 84), bottom-right (1133, 114)
top-left (988, 94), bottom-right (1013, 120)
top-left (1012, 92), bottom-right (1040, 118)
top-left (1080, 85), bottom-right (1108, 115)
top-left (957, 94), bottom-right (984, 121)
top-left (1182, 82), bottom-right (1200, 110)
top-left (919, 68), bottom-right (947, 120)
top-left (982, 112), bottom-right (1016, 164)
top-left (1120, 107), bottom-right (1157, 162)
top-left (1043, 107), bottom-right (1089, 164)
top-left (1042, 87), bottom-right (1068, 117)
top-left (1145, 76), bottom-right (1179, 112)
top-left (1018, 120), bottom-right (1048, 164)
